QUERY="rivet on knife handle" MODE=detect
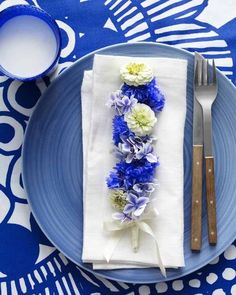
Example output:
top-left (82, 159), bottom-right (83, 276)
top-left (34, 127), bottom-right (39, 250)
top-left (205, 156), bottom-right (217, 245)
top-left (191, 145), bottom-right (203, 251)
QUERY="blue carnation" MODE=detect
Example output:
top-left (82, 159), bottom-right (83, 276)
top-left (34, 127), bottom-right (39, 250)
top-left (121, 82), bottom-right (148, 102)
top-left (112, 115), bottom-right (134, 146)
top-left (106, 159), bottom-right (159, 190)
top-left (106, 171), bottom-right (122, 189)
top-left (124, 160), bottom-right (159, 189)
top-left (121, 78), bottom-right (165, 112)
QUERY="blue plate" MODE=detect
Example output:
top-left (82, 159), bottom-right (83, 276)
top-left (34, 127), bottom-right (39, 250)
top-left (22, 42), bottom-right (236, 283)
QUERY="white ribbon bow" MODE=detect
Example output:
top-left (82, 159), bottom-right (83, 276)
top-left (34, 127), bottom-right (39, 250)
top-left (103, 208), bottom-right (166, 277)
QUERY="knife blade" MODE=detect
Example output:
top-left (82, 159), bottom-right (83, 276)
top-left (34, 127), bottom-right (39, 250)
top-left (191, 52), bottom-right (203, 251)
top-left (193, 53), bottom-right (203, 146)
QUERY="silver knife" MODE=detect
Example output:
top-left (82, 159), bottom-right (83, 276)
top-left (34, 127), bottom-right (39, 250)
top-left (191, 52), bottom-right (203, 251)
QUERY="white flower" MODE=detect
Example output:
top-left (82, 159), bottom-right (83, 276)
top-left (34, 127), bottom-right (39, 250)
top-left (110, 190), bottom-right (127, 211)
top-left (120, 62), bottom-right (153, 86)
top-left (124, 103), bottom-right (157, 136)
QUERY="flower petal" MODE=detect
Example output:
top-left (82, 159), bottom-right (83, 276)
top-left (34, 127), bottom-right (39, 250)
top-left (144, 143), bottom-right (153, 154)
top-left (145, 183), bottom-right (155, 193)
top-left (123, 203), bottom-right (135, 214)
top-left (126, 153), bottom-right (134, 163)
top-left (146, 153), bottom-right (158, 163)
top-left (137, 197), bottom-right (149, 207)
top-left (133, 205), bottom-right (146, 217)
top-left (122, 143), bottom-right (131, 153)
top-left (133, 183), bottom-right (142, 193)
top-left (127, 192), bottom-right (138, 204)
top-left (112, 212), bottom-right (125, 220)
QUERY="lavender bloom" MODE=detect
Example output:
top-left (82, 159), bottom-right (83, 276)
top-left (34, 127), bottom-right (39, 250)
top-left (126, 135), bottom-right (144, 149)
top-left (133, 183), bottom-right (156, 195)
top-left (122, 95), bottom-right (137, 113)
top-left (117, 137), bottom-right (158, 164)
top-left (107, 90), bottom-right (137, 115)
top-left (106, 90), bottom-right (118, 108)
top-left (112, 212), bottom-right (131, 222)
top-left (116, 136), bottom-right (141, 163)
top-left (117, 141), bottom-right (136, 163)
top-left (136, 142), bottom-right (158, 163)
top-left (144, 135), bottom-right (156, 144)
top-left (123, 192), bottom-right (149, 217)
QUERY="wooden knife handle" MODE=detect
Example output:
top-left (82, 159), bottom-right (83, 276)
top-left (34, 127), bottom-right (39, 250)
top-left (205, 157), bottom-right (217, 245)
top-left (191, 145), bottom-right (203, 251)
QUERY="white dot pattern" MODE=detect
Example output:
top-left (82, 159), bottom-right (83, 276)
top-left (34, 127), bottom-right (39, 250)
top-left (189, 279), bottom-right (201, 288)
top-left (222, 268), bottom-right (236, 281)
top-left (206, 273), bottom-right (218, 285)
top-left (172, 280), bottom-right (184, 291)
top-left (155, 283), bottom-right (168, 293)
top-left (212, 289), bottom-right (226, 295)
top-left (231, 284), bottom-right (236, 295)
top-left (138, 286), bottom-right (150, 295)
top-left (224, 245), bottom-right (236, 260)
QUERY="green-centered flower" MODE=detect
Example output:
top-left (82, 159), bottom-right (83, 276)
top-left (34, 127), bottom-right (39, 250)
top-left (110, 190), bottom-right (128, 211)
top-left (120, 62), bottom-right (153, 86)
top-left (124, 103), bottom-right (157, 136)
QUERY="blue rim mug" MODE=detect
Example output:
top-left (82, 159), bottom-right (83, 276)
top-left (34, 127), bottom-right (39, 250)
top-left (0, 5), bottom-right (62, 81)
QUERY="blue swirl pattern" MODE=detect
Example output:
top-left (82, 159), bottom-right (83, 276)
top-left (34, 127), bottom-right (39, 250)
top-left (0, 0), bottom-right (236, 294)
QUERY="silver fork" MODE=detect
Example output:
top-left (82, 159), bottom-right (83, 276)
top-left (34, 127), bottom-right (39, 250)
top-left (195, 58), bottom-right (218, 245)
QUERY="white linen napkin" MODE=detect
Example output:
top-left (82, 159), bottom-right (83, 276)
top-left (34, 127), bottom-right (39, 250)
top-left (81, 54), bottom-right (187, 269)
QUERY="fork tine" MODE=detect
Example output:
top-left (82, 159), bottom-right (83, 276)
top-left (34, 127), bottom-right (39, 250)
top-left (203, 59), bottom-right (208, 85)
top-left (195, 60), bottom-right (198, 85)
top-left (196, 60), bottom-right (202, 86)
top-left (207, 60), bottom-right (210, 84)
top-left (212, 59), bottom-right (217, 84)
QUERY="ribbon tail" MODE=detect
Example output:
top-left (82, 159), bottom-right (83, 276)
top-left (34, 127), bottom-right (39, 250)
top-left (137, 221), bottom-right (166, 278)
top-left (131, 224), bottom-right (139, 252)
top-left (103, 231), bottom-right (123, 263)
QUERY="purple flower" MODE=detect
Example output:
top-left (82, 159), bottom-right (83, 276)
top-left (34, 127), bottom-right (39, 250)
top-left (123, 193), bottom-right (149, 217)
top-left (133, 183), bottom-right (156, 195)
top-left (117, 141), bottom-right (136, 163)
top-left (126, 136), bottom-right (144, 149)
top-left (107, 90), bottom-right (137, 115)
top-left (112, 212), bottom-right (131, 222)
top-left (116, 136), bottom-right (142, 163)
top-left (136, 143), bottom-right (158, 163)
top-left (116, 137), bottom-right (158, 164)
top-left (122, 95), bottom-right (137, 113)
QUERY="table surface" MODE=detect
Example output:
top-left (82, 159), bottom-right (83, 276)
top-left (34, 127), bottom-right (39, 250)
top-left (0, 0), bottom-right (236, 294)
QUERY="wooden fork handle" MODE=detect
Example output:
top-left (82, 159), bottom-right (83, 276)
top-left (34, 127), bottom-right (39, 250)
top-left (205, 156), bottom-right (217, 245)
top-left (191, 145), bottom-right (203, 251)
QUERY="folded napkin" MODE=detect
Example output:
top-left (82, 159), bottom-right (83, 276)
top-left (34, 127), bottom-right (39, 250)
top-left (82, 54), bottom-right (187, 270)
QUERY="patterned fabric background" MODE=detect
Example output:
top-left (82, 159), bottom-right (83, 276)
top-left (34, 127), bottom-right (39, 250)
top-left (0, 0), bottom-right (236, 294)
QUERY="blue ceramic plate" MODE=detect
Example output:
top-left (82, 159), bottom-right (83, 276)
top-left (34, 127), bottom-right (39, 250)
top-left (22, 42), bottom-right (236, 283)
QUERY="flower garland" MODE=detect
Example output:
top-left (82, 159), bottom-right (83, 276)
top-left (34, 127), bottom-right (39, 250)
top-left (106, 62), bottom-right (165, 223)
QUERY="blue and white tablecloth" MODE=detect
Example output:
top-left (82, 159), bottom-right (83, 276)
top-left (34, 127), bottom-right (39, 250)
top-left (0, 0), bottom-right (236, 294)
